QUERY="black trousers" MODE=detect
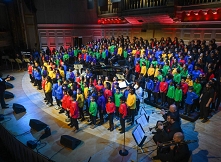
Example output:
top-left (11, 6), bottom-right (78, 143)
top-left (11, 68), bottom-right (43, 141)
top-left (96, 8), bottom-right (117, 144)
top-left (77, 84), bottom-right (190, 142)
top-left (136, 100), bottom-right (140, 112)
top-left (120, 114), bottom-right (125, 132)
top-left (200, 102), bottom-right (209, 120)
top-left (98, 107), bottom-right (104, 123)
top-left (71, 118), bottom-right (79, 130)
top-left (55, 97), bottom-right (61, 107)
top-left (153, 92), bottom-right (159, 103)
top-left (185, 103), bottom-right (192, 114)
top-left (147, 89), bottom-right (152, 101)
top-left (45, 91), bottom-right (53, 104)
top-left (129, 109), bottom-right (135, 124)
top-left (160, 92), bottom-right (166, 104)
top-left (175, 101), bottom-right (181, 110)
top-left (90, 115), bottom-right (96, 125)
top-left (167, 98), bottom-right (174, 106)
top-left (108, 113), bottom-right (114, 127)
top-left (79, 107), bottom-right (84, 119)
top-left (36, 79), bottom-right (42, 89)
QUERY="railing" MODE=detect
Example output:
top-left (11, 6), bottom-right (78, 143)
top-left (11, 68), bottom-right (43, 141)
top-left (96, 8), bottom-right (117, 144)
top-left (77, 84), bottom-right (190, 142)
top-left (98, 0), bottom-right (169, 15)
top-left (123, 0), bottom-right (168, 10)
top-left (178, 0), bottom-right (221, 6)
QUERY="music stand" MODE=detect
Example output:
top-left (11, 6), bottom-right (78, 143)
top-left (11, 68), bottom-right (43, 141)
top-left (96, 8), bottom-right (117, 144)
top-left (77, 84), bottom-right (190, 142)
top-left (116, 74), bottom-right (125, 80)
top-left (8, 59), bottom-right (15, 71)
top-left (140, 107), bottom-right (147, 115)
top-left (132, 124), bottom-right (147, 152)
top-left (136, 114), bottom-right (149, 127)
top-left (15, 59), bottom-right (23, 70)
top-left (24, 59), bottom-right (30, 63)
top-left (100, 62), bottom-right (106, 66)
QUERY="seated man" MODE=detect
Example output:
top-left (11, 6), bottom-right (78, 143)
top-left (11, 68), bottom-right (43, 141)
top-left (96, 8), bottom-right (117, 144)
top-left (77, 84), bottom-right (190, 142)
top-left (156, 132), bottom-right (190, 162)
top-left (161, 104), bottom-right (181, 124)
top-left (153, 114), bottom-right (182, 144)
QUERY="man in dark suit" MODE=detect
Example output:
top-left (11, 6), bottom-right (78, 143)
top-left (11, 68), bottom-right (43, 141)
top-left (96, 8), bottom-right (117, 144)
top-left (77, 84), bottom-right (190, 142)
top-left (0, 72), bottom-right (8, 109)
top-left (157, 132), bottom-right (190, 162)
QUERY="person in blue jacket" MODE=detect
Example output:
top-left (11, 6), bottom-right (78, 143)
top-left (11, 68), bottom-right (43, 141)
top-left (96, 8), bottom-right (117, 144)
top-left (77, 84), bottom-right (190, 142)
top-left (192, 65), bottom-right (201, 81)
top-left (52, 78), bottom-right (58, 107)
top-left (55, 80), bottom-right (63, 110)
top-left (184, 86), bottom-right (198, 116)
top-left (97, 90), bottom-right (106, 125)
top-left (35, 68), bottom-right (42, 90)
top-left (146, 78), bottom-right (154, 101)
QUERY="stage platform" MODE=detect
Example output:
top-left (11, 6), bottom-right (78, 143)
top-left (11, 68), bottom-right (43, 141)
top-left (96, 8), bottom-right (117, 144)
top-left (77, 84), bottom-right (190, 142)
top-left (0, 71), bottom-right (221, 162)
top-left (144, 98), bottom-right (200, 122)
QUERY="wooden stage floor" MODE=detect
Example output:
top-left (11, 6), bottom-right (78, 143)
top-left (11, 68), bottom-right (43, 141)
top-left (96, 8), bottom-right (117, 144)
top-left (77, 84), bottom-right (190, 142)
top-left (1, 71), bottom-right (221, 162)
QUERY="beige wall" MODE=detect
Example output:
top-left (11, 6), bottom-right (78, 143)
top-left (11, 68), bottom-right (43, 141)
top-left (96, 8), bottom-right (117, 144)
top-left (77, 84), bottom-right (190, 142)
top-left (38, 24), bottom-right (221, 49)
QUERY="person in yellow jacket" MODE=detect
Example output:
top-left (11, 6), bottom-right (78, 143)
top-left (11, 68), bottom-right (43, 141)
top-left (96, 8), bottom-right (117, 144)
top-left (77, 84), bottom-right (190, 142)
top-left (45, 76), bottom-right (53, 106)
top-left (48, 67), bottom-right (56, 79)
top-left (140, 62), bottom-right (147, 77)
top-left (58, 66), bottom-right (65, 79)
top-left (77, 88), bottom-right (85, 121)
top-left (154, 64), bottom-right (159, 78)
top-left (147, 64), bottom-right (155, 79)
top-left (126, 88), bottom-right (136, 125)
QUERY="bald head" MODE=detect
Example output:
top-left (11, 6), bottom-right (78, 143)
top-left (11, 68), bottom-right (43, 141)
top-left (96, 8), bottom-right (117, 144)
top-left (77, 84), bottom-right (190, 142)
top-left (169, 104), bottom-right (177, 113)
top-left (173, 132), bottom-right (184, 142)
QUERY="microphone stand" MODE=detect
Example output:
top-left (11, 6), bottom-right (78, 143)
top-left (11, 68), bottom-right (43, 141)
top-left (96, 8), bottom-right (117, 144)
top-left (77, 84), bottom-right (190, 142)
top-left (119, 129), bottom-right (129, 156)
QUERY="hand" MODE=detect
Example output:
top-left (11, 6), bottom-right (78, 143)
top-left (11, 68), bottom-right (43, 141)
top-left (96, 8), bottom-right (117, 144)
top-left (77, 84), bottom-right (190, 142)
top-left (160, 109), bottom-right (165, 115)
top-left (170, 145), bottom-right (175, 150)
top-left (206, 104), bottom-right (209, 107)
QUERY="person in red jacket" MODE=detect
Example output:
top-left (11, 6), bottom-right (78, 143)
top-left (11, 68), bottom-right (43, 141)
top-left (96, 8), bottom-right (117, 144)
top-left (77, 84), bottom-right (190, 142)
top-left (135, 61), bottom-right (141, 79)
top-left (104, 82), bottom-right (112, 101)
top-left (159, 77), bottom-right (168, 106)
top-left (59, 90), bottom-right (68, 114)
top-left (65, 90), bottom-right (73, 122)
top-left (118, 96), bottom-right (127, 134)
top-left (27, 63), bottom-right (33, 83)
top-left (181, 78), bottom-right (188, 109)
top-left (95, 79), bottom-right (104, 92)
top-left (68, 95), bottom-right (79, 132)
top-left (106, 97), bottom-right (116, 132)
top-left (42, 76), bottom-right (47, 101)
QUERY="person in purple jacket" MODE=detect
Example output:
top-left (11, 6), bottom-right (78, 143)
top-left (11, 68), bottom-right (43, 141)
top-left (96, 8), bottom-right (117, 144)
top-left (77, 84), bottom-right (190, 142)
top-left (184, 86), bottom-right (198, 116)
top-left (152, 77), bottom-right (160, 104)
top-left (97, 90), bottom-right (106, 125)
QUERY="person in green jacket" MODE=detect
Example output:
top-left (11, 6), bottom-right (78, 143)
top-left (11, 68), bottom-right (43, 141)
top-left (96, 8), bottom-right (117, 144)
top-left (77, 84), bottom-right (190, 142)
top-left (180, 65), bottom-right (188, 79)
top-left (89, 96), bottom-right (98, 129)
top-left (63, 52), bottom-right (69, 62)
top-left (123, 47), bottom-right (128, 59)
top-left (162, 62), bottom-right (170, 76)
top-left (114, 87), bottom-right (123, 119)
top-left (174, 84), bottom-right (182, 110)
top-left (173, 69), bottom-right (181, 84)
top-left (157, 70), bottom-right (163, 82)
top-left (193, 77), bottom-right (202, 111)
top-left (166, 81), bottom-right (175, 105)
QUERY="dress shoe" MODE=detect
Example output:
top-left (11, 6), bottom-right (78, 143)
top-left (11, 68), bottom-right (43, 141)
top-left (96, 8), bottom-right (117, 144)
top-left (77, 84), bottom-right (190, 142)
top-left (67, 123), bottom-right (72, 126)
top-left (120, 131), bottom-right (125, 134)
top-left (201, 119), bottom-right (208, 123)
top-left (80, 118), bottom-right (85, 122)
top-left (151, 156), bottom-right (159, 160)
top-left (2, 106), bottom-right (9, 109)
top-left (118, 128), bottom-right (122, 131)
top-left (107, 127), bottom-right (110, 130)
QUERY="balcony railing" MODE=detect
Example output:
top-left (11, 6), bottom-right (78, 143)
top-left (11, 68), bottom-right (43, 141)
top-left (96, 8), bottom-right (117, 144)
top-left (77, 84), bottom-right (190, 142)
top-left (98, 0), bottom-right (169, 15)
top-left (178, 0), bottom-right (221, 6)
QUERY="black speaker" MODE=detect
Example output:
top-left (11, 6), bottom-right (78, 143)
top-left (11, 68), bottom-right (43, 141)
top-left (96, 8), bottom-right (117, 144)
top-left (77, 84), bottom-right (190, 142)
top-left (29, 119), bottom-right (48, 132)
top-left (6, 82), bottom-right (14, 89)
top-left (60, 135), bottom-right (81, 150)
top-left (27, 140), bottom-right (37, 149)
top-left (4, 91), bottom-right (14, 99)
top-left (13, 103), bottom-right (26, 114)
